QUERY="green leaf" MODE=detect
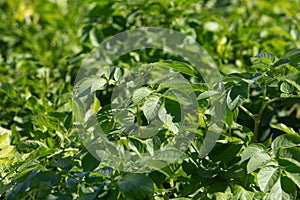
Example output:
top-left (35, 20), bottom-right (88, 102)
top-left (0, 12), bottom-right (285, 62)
top-left (113, 67), bottom-right (124, 81)
top-left (34, 114), bottom-right (66, 133)
top-left (232, 185), bottom-right (254, 200)
top-left (114, 109), bottom-right (134, 125)
top-left (257, 166), bottom-right (280, 192)
top-left (284, 79), bottom-right (300, 92)
top-left (0, 145), bottom-right (16, 158)
top-left (82, 152), bottom-right (100, 172)
top-left (247, 152), bottom-right (271, 173)
top-left (273, 58), bottom-right (291, 68)
top-left (0, 127), bottom-right (12, 136)
top-left (91, 78), bottom-right (107, 92)
top-left (118, 173), bottom-right (154, 200)
top-left (271, 134), bottom-right (300, 154)
top-left (197, 90), bottom-right (219, 100)
top-left (31, 171), bottom-right (60, 187)
top-left (284, 165), bottom-right (300, 189)
top-left (143, 95), bottom-right (161, 123)
top-left (17, 140), bottom-right (47, 151)
top-left (96, 105), bottom-right (115, 133)
top-left (269, 176), bottom-right (296, 200)
top-left (280, 81), bottom-right (293, 94)
top-left (251, 51), bottom-right (275, 64)
top-left (241, 144), bottom-right (266, 162)
top-left (66, 177), bottom-right (79, 188)
top-left (104, 66), bottom-right (116, 80)
top-left (279, 147), bottom-right (300, 165)
top-left (210, 143), bottom-right (242, 163)
top-left (283, 48), bottom-right (300, 66)
top-left (51, 158), bottom-right (72, 171)
top-left (46, 193), bottom-right (73, 200)
top-left (270, 123), bottom-right (298, 135)
top-left (128, 136), bottom-right (148, 154)
top-left (72, 98), bottom-right (86, 123)
top-left (152, 61), bottom-right (198, 77)
top-left (155, 148), bottom-right (183, 163)
top-left (158, 106), bottom-right (178, 133)
top-left (163, 89), bottom-right (193, 106)
top-left (89, 27), bottom-right (100, 46)
top-left (0, 82), bottom-right (18, 99)
top-left (132, 87), bottom-right (153, 105)
top-left (226, 81), bottom-right (249, 111)
top-left (77, 77), bottom-right (99, 95)
top-left (0, 133), bottom-right (10, 148)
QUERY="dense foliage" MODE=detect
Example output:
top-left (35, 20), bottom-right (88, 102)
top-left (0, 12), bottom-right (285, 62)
top-left (0, 0), bottom-right (300, 199)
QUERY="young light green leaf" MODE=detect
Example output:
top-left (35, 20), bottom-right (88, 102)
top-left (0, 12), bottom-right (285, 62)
top-left (232, 185), bottom-right (254, 200)
top-left (143, 95), bottom-right (161, 123)
top-left (271, 134), bottom-right (300, 154)
top-left (113, 67), bottom-right (124, 81)
top-left (163, 89), bottom-right (193, 106)
top-left (247, 152), bottom-right (271, 173)
top-left (132, 87), bottom-right (153, 105)
top-left (72, 98), bottom-right (86, 123)
top-left (0, 145), bottom-right (16, 158)
top-left (158, 106), bottom-right (178, 133)
top-left (17, 140), bottom-right (47, 151)
top-left (270, 123), bottom-right (298, 135)
top-left (280, 81), bottom-right (293, 94)
top-left (284, 79), bottom-right (300, 92)
top-left (0, 133), bottom-right (10, 149)
top-left (152, 61), bottom-right (198, 77)
top-left (91, 78), bottom-right (107, 92)
top-left (89, 27), bottom-right (100, 47)
top-left (241, 144), bottom-right (266, 162)
top-left (197, 90), bottom-right (219, 100)
top-left (77, 77), bottom-right (98, 95)
top-left (257, 166), bottom-right (280, 192)
top-left (0, 127), bottom-right (11, 136)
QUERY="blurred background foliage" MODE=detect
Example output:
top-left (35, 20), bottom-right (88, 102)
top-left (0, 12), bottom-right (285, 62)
top-left (1, 0), bottom-right (299, 142)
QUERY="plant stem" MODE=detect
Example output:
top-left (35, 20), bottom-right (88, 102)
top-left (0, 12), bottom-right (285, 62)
top-left (252, 117), bottom-right (260, 143)
top-left (243, 173), bottom-right (249, 188)
top-left (240, 101), bottom-right (268, 143)
top-left (252, 101), bottom-right (267, 143)
top-left (239, 105), bottom-right (255, 120)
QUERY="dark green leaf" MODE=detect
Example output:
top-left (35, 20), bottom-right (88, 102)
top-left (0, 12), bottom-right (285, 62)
top-left (82, 152), bottom-right (100, 172)
top-left (251, 52), bottom-right (275, 63)
top-left (118, 173), bottom-right (154, 200)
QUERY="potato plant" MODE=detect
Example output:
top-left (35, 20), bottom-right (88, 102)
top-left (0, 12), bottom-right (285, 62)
top-left (0, 0), bottom-right (299, 199)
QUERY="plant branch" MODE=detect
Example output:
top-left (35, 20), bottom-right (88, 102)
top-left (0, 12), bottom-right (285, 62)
top-left (239, 105), bottom-right (255, 120)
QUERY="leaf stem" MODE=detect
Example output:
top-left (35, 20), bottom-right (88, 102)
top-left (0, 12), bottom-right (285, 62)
top-left (239, 105), bottom-right (255, 120)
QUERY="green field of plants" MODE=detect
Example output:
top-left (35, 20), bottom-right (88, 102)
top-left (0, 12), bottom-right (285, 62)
top-left (1, 0), bottom-right (300, 199)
